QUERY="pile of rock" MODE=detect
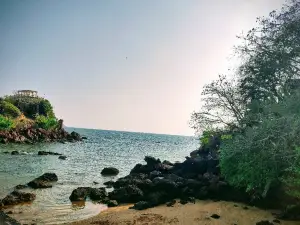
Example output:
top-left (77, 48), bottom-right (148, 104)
top-left (0, 128), bottom-right (82, 144)
top-left (0, 191), bottom-right (36, 206)
top-left (69, 149), bottom-right (249, 210)
top-left (0, 173), bottom-right (58, 207)
top-left (27, 173), bottom-right (58, 189)
top-left (69, 187), bottom-right (118, 207)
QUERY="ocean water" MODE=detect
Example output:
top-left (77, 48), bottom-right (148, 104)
top-left (0, 128), bottom-right (198, 224)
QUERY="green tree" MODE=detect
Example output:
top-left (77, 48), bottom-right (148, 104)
top-left (0, 100), bottom-right (21, 118)
top-left (220, 92), bottom-right (300, 198)
top-left (237, 0), bottom-right (300, 103)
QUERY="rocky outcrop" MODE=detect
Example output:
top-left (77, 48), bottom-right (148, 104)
top-left (38, 151), bottom-right (62, 156)
top-left (27, 173), bottom-right (58, 189)
top-left (69, 187), bottom-right (91, 201)
top-left (1, 191), bottom-right (36, 206)
top-left (97, 148), bottom-right (250, 211)
top-left (101, 167), bottom-right (119, 176)
top-left (0, 128), bottom-right (83, 144)
top-left (69, 187), bottom-right (108, 202)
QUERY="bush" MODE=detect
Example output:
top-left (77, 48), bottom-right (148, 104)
top-left (4, 96), bottom-right (55, 119)
top-left (35, 115), bottom-right (58, 130)
top-left (0, 100), bottom-right (21, 118)
top-left (39, 99), bottom-right (55, 117)
top-left (0, 115), bottom-right (14, 130)
top-left (220, 93), bottom-right (300, 198)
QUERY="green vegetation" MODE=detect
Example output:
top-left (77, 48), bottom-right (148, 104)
top-left (0, 115), bottom-right (14, 130)
top-left (0, 95), bottom-right (57, 130)
top-left (0, 100), bottom-right (21, 118)
top-left (4, 95), bottom-right (55, 119)
top-left (35, 115), bottom-right (58, 130)
top-left (191, 0), bottom-right (300, 200)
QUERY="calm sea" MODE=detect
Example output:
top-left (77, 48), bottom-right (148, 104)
top-left (0, 128), bottom-right (198, 224)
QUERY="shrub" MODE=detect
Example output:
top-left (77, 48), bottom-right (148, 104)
top-left (35, 115), bottom-right (58, 130)
top-left (0, 115), bottom-right (14, 130)
top-left (0, 100), bottom-right (21, 118)
top-left (220, 93), bottom-right (300, 198)
top-left (39, 99), bottom-right (55, 117)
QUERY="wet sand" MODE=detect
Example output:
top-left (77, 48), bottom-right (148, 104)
top-left (67, 200), bottom-right (300, 225)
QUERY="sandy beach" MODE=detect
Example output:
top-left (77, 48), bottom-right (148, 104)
top-left (67, 200), bottom-right (300, 225)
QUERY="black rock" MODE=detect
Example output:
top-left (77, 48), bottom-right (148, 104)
top-left (11, 151), bottom-right (19, 155)
top-left (101, 167), bottom-right (119, 176)
top-left (107, 200), bottom-right (118, 207)
top-left (130, 201), bottom-right (151, 210)
top-left (256, 221), bottom-right (274, 225)
top-left (38, 151), bottom-right (62, 156)
top-left (166, 199), bottom-right (176, 207)
top-left (109, 185), bottom-right (144, 203)
top-left (89, 188), bottom-right (108, 201)
top-left (179, 199), bottom-right (188, 205)
top-left (211, 214), bottom-right (221, 219)
top-left (2, 191), bottom-right (36, 206)
top-left (58, 155), bottom-right (67, 160)
top-left (69, 187), bottom-right (91, 201)
top-left (27, 173), bottom-right (58, 189)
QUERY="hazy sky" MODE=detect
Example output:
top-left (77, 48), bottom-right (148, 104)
top-left (0, 0), bottom-right (285, 135)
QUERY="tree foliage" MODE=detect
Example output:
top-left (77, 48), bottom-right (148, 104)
top-left (0, 115), bottom-right (14, 130)
top-left (0, 100), bottom-right (21, 118)
top-left (190, 75), bottom-right (245, 133)
top-left (237, 0), bottom-right (300, 102)
top-left (220, 93), bottom-right (300, 197)
top-left (4, 95), bottom-right (55, 119)
top-left (35, 115), bottom-right (58, 130)
top-left (191, 0), bottom-right (300, 200)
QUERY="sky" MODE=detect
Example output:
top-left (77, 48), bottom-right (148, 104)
top-left (0, 0), bottom-right (285, 136)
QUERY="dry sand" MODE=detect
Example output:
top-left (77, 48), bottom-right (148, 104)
top-left (67, 200), bottom-right (300, 225)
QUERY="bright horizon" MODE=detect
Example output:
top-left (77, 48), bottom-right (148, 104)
top-left (0, 0), bottom-right (285, 136)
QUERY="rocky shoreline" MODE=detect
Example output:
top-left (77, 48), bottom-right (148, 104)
top-left (1, 142), bottom-right (299, 224)
top-left (0, 127), bottom-right (83, 144)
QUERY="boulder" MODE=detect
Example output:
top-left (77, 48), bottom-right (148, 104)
top-left (11, 151), bottom-right (19, 155)
top-left (69, 187), bottom-right (91, 201)
top-left (58, 155), bottom-right (67, 160)
top-left (256, 221), bottom-right (274, 225)
top-left (89, 188), bottom-right (108, 201)
top-left (166, 199), bottom-right (176, 207)
top-left (101, 167), bottom-right (119, 176)
top-left (107, 200), bottom-right (118, 207)
top-left (70, 131), bottom-right (82, 141)
top-left (145, 191), bottom-right (169, 206)
top-left (1, 191), bottom-right (36, 206)
top-left (130, 201), bottom-right (151, 210)
top-left (109, 185), bottom-right (144, 203)
top-left (211, 214), bottom-right (221, 219)
top-left (149, 171), bottom-right (162, 180)
top-left (38, 151), bottom-right (62, 156)
top-left (144, 156), bottom-right (161, 166)
top-left (27, 173), bottom-right (58, 189)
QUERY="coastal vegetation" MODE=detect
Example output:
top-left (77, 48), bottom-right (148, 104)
top-left (0, 94), bottom-right (57, 131)
top-left (0, 92), bottom-right (83, 144)
top-left (191, 0), bottom-right (300, 203)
